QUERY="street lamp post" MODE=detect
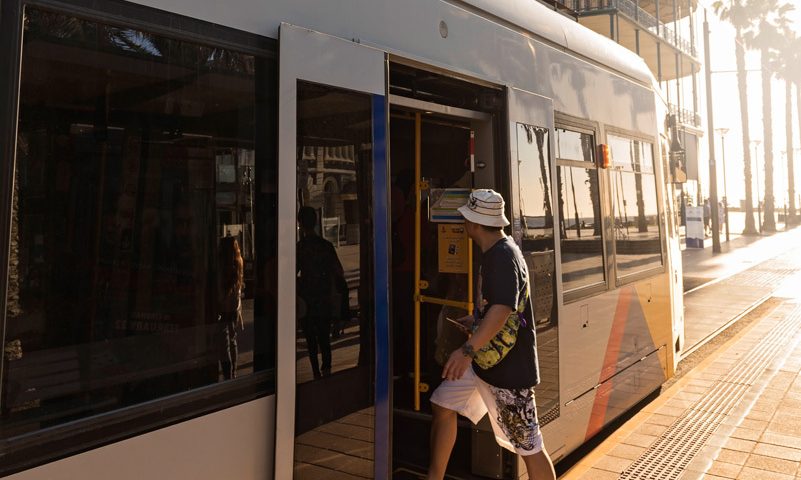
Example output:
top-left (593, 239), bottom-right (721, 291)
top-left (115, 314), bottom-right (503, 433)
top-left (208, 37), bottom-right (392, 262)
top-left (716, 128), bottom-right (730, 242)
top-left (753, 139), bottom-right (762, 234)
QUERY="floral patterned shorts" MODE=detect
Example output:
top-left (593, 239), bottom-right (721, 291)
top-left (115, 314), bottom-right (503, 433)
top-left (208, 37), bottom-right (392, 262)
top-left (430, 366), bottom-right (543, 455)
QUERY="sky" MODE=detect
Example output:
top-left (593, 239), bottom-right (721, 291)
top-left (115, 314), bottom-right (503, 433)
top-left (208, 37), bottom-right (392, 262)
top-left (698, 1), bottom-right (801, 207)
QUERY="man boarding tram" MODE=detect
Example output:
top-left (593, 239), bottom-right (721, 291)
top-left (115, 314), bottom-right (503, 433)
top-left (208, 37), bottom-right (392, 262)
top-left (427, 190), bottom-right (556, 480)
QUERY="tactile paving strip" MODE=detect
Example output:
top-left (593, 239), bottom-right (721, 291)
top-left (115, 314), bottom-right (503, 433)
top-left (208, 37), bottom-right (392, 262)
top-left (719, 266), bottom-right (798, 288)
top-left (619, 305), bottom-right (801, 480)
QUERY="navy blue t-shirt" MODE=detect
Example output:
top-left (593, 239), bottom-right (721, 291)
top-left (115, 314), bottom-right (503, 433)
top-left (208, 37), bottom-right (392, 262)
top-left (472, 237), bottom-right (540, 389)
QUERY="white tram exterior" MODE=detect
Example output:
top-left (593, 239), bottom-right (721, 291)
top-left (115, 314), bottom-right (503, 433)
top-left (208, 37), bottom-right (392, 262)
top-left (0, 0), bottom-right (685, 478)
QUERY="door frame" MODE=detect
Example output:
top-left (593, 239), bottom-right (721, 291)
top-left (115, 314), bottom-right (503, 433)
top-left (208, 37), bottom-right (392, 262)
top-left (276, 23), bottom-right (390, 479)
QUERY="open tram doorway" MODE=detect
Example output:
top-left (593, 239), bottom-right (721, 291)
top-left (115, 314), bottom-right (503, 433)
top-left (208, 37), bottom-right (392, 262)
top-left (387, 63), bottom-right (511, 478)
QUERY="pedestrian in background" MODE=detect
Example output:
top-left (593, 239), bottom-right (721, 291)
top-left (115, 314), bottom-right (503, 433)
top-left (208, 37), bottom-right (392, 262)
top-left (296, 206), bottom-right (345, 379)
top-left (218, 236), bottom-right (244, 380)
top-left (426, 189), bottom-right (555, 480)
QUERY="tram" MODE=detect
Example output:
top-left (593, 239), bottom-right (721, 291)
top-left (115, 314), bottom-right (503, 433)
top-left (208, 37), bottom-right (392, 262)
top-left (0, 0), bottom-right (686, 478)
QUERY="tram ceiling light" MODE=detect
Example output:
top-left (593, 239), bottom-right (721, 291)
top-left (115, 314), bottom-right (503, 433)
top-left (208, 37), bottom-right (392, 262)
top-left (596, 144), bottom-right (610, 169)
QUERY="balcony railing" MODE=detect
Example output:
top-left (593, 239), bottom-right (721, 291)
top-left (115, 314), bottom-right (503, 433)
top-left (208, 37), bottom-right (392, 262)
top-left (558, 0), bottom-right (697, 58)
top-left (670, 104), bottom-right (702, 128)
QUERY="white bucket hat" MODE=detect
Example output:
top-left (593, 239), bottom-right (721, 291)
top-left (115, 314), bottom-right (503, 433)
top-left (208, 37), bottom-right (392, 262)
top-left (457, 189), bottom-right (510, 227)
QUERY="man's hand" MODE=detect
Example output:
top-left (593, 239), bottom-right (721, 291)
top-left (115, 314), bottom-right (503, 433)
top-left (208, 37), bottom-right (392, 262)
top-left (442, 348), bottom-right (472, 381)
top-left (441, 305), bottom-right (511, 382)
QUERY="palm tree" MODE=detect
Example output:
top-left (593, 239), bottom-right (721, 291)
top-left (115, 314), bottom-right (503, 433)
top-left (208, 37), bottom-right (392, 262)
top-left (743, 0), bottom-right (795, 232)
top-left (793, 36), bottom-right (801, 222)
top-left (774, 29), bottom-right (800, 225)
top-left (713, 0), bottom-right (759, 234)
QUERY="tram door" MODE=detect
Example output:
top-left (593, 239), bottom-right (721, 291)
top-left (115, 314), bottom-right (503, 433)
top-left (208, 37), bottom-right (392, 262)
top-left (390, 101), bottom-right (497, 476)
top-left (391, 88), bottom-right (562, 477)
top-left (276, 24), bottom-right (391, 479)
top-left (507, 88), bottom-right (561, 463)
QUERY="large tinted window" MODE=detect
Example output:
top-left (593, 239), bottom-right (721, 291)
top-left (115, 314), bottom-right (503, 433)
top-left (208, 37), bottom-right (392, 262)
top-left (608, 134), bottom-right (662, 278)
top-left (555, 127), bottom-right (604, 294)
top-left (2, 9), bottom-right (276, 438)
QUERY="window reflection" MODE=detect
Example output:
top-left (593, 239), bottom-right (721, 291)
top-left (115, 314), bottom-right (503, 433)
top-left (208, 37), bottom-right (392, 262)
top-left (609, 134), bottom-right (662, 277)
top-left (295, 82), bottom-right (373, 387)
top-left (557, 166), bottom-right (604, 291)
top-left (293, 84), bottom-right (375, 477)
top-left (556, 128), bottom-right (595, 163)
top-left (518, 124), bottom-right (554, 242)
top-left (515, 123), bottom-right (559, 426)
top-left (2, 9), bottom-right (276, 438)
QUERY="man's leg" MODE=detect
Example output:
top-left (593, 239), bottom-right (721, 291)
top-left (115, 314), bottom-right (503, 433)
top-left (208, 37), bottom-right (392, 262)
top-left (317, 317), bottom-right (332, 375)
top-left (427, 403), bottom-right (458, 480)
top-left (521, 449), bottom-right (556, 480)
top-left (303, 320), bottom-right (321, 378)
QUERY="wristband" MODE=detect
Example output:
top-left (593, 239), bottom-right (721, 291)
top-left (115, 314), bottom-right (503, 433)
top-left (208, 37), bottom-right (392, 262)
top-left (460, 342), bottom-right (476, 359)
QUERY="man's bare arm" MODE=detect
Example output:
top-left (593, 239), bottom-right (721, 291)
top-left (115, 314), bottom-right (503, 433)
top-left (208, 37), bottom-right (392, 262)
top-left (441, 304), bottom-right (512, 381)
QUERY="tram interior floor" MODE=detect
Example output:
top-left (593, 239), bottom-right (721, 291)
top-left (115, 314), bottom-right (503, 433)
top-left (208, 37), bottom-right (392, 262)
top-left (392, 410), bottom-right (477, 479)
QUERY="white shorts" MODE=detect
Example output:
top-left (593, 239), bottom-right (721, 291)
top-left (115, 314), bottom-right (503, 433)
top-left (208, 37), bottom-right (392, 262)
top-left (430, 365), bottom-right (544, 456)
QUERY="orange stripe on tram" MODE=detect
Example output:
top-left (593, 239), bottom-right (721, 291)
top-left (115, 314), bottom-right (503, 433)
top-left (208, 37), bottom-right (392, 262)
top-left (585, 286), bottom-right (634, 440)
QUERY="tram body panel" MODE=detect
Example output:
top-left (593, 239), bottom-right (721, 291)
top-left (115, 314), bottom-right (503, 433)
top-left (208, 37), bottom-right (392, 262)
top-left (5, 396), bottom-right (275, 480)
top-left (554, 274), bottom-right (671, 454)
top-left (129, 0), bottom-right (656, 133)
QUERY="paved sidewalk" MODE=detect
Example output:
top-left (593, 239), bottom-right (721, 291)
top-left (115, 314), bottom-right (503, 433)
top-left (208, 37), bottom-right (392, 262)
top-left (682, 225), bottom-right (800, 291)
top-left (680, 226), bottom-right (801, 356)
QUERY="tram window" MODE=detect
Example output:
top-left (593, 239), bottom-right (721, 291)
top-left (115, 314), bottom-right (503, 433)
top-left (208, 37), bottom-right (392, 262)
top-left (608, 134), bottom-right (663, 278)
top-left (515, 123), bottom-right (559, 425)
top-left (2, 8), bottom-right (277, 441)
top-left (556, 128), bottom-right (595, 163)
top-left (518, 124), bottom-right (554, 243)
top-left (555, 127), bottom-right (605, 294)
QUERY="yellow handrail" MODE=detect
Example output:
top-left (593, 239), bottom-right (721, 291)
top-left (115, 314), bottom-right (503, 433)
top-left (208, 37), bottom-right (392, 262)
top-left (414, 112), bottom-right (422, 411)
top-left (468, 238), bottom-right (474, 316)
top-left (412, 116), bottom-right (475, 411)
top-left (418, 295), bottom-right (472, 311)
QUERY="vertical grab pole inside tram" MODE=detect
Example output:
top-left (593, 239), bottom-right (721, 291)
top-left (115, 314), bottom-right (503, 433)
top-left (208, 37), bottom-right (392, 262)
top-left (468, 130), bottom-right (475, 317)
top-left (414, 112), bottom-right (422, 411)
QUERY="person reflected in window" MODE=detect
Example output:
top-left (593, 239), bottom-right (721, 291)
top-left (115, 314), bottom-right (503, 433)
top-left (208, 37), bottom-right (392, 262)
top-left (296, 206), bottom-right (345, 379)
top-left (218, 236), bottom-right (244, 380)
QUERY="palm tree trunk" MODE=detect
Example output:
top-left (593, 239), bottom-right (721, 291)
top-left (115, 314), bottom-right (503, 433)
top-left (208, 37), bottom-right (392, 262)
top-left (634, 145), bottom-right (647, 232)
top-left (535, 128), bottom-right (553, 228)
top-left (736, 29), bottom-right (758, 234)
top-left (787, 80), bottom-right (795, 224)
top-left (761, 46), bottom-right (776, 232)
top-left (796, 81), bottom-right (801, 220)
